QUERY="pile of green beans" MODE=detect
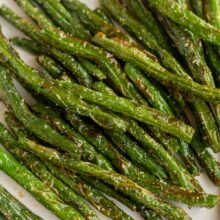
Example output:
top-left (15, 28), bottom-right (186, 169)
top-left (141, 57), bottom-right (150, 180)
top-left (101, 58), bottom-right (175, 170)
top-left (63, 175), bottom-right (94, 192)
top-left (0, 0), bottom-right (219, 219)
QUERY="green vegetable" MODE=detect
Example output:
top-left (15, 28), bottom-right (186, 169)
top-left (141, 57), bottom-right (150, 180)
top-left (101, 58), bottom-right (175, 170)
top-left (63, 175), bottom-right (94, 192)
top-left (122, 0), bottom-right (171, 51)
top-left (37, 54), bottom-right (64, 79)
top-left (8, 1), bottom-right (94, 87)
top-left (62, 0), bottom-right (186, 154)
top-left (100, 0), bottom-right (186, 78)
top-left (125, 63), bottom-right (173, 114)
top-left (33, 58), bottom-right (189, 184)
top-left (13, 138), bottom-right (192, 220)
top-left (0, 65), bottom-right (82, 159)
top-left (62, 0), bottom-right (128, 39)
top-left (0, 184), bottom-right (41, 220)
top-left (0, 24), bottom-right (128, 133)
top-left (92, 34), bottom-right (220, 103)
top-left (158, 10), bottom-right (220, 152)
top-left (0, 27), bottom-right (194, 143)
top-left (138, 207), bottom-right (162, 220)
top-left (0, 127), bottom-right (84, 220)
top-left (0, 5), bottom-right (196, 145)
top-left (65, 112), bottom-right (211, 205)
top-left (34, 0), bottom-right (108, 82)
top-left (192, 100), bottom-right (220, 152)
top-left (145, 0), bottom-right (220, 46)
top-left (62, 76), bottom-right (195, 188)
top-left (92, 81), bottom-right (116, 95)
top-left (5, 110), bottom-right (216, 207)
top-left (9, 95), bottom-right (161, 217)
top-left (11, 0), bottom-right (136, 99)
top-left (77, 57), bottom-right (107, 80)
top-left (34, 0), bottom-right (90, 39)
top-left (34, 102), bottom-right (168, 179)
top-left (191, 134), bottom-right (220, 186)
top-left (82, 177), bottom-right (162, 220)
top-left (192, 0), bottom-right (220, 126)
top-left (7, 109), bottom-right (118, 219)
top-left (204, 44), bottom-right (220, 88)
top-left (81, 176), bottom-right (137, 211)
top-left (190, 0), bottom-right (204, 18)
top-left (124, 63), bottom-right (199, 175)
top-left (7, 146), bottom-right (98, 220)
top-left (190, 0), bottom-right (220, 88)
top-left (63, 0), bottom-right (185, 108)
top-left (11, 38), bottom-right (183, 160)
top-left (126, 120), bottom-right (194, 189)
top-left (17, 39), bottom-right (87, 91)
top-left (204, 0), bottom-right (220, 29)
top-left (94, 7), bottom-right (113, 24)
top-left (59, 81), bottom-right (195, 143)
top-left (46, 164), bottom-right (133, 220)
top-left (31, 103), bottom-right (114, 171)
top-left (201, 0), bottom-right (220, 125)
top-left (107, 129), bottom-right (168, 179)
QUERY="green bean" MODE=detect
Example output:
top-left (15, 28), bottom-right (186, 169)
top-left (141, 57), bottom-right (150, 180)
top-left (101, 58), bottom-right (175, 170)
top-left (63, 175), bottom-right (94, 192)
top-left (203, 0), bottom-right (220, 105)
top-left (6, 9), bottom-right (196, 186)
top-left (0, 65), bottom-right (82, 159)
top-left (7, 147), bottom-right (98, 220)
top-left (0, 28), bottom-right (129, 132)
top-left (68, 0), bottom-right (186, 152)
top-left (14, 0), bottom-right (94, 87)
top-left (36, 52), bottom-right (194, 163)
top-left (122, 0), bottom-right (171, 52)
top-left (82, 176), bottom-right (162, 219)
top-left (1, 3), bottom-right (141, 101)
top-left (94, 8), bottom-right (113, 24)
top-left (34, 0), bottom-right (90, 39)
top-left (77, 57), bottom-right (107, 80)
top-left (145, 0), bottom-right (220, 46)
top-left (158, 13), bottom-right (220, 152)
top-left (126, 60), bottom-right (197, 171)
top-left (81, 176), bottom-right (137, 211)
top-left (0, 6), bottom-right (196, 146)
top-left (191, 99), bottom-right (220, 152)
top-left (46, 164), bottom-right (133, 220)
top-left (62, 0), bottom-right (128, 39)
top-left (22, 111), bottom-right (215, 207)
top-left (31, 103), bottom-right (114, 170)
top-left (192, 0), bottom-right (220, 88)
top-left (60, 72), bottom-right (195, 187)
top-left (92, 81), bottom-right (116, 95)
top-left (0, 185), bottom-right (41, 220)
top-left (204, 0), bottom-right (220, 29)
top-left (100, 0), bottom-right (186, 78)
top-left (92, 34), bottom-right (220, 103)
top-left (59, 81), bottom-right (194, 142)
top-left (191, 134), bottom-right (220, 186)
top-left (33, 87), bottom-right (167, 178)
top-left (125, 63), bottom-right (173, 117)
top-left (189, 0), bottom-right (204, 18)
top-left (106, 129), bottom-right (168, 179)
top-left (37, 54), bottom-right (63, 78)
top-left (13, 138), bottom-right (192, 220)
top-left (66, 113), bottom-right (166, 178)
top-left (11, 37), bottom-right (182, 159)
top-left (0, 127), bottom-right (84, 220)
top-left (32, 0), bottom-right (107, 83)
top-left (204, 44), bottom-right (220, 88)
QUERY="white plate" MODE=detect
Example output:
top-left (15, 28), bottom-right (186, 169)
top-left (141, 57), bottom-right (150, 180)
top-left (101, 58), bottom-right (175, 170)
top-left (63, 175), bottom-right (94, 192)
top-left (0, 0), bottom-right (219, 219)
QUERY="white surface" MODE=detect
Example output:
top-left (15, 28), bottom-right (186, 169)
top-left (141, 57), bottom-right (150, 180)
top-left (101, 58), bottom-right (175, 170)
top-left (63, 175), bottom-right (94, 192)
top-left (0, 0), bottom-right (219, 219)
